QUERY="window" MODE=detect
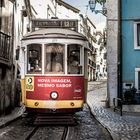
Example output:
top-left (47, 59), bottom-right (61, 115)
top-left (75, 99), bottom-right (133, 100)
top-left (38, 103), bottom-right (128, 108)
top-left (137, 24), bottom-right (140, 46)
top-left (135, 68), bottom-right (140, 91)
top-left (0, 0), bottom-right (5, 7)
top-left (67, 44), bottom-right (82, 74)
top-left (45, 43), bottom-right (64, 74)
top-left (0, 0), bottom-right (4, 31)
top-left (134, 22), bottom-right (140, 49)
top-left (0, 0), bottom-right (5, 30)
top-left (0, 1), bottom-right (13, 34)
top-left (27, 44), bottom-right (42, 74)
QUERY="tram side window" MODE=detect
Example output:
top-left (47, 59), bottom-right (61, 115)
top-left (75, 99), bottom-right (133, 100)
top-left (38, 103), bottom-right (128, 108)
top-left (27, 44), bottom-right (42, 74)
top-left (67, 44), bottom-right (82, 74)
top-left (45, 44), bottom-right (64, 74)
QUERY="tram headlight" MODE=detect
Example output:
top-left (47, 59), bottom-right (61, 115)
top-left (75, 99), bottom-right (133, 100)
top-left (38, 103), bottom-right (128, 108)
top-left (50, 91), bottom-right (58, 100)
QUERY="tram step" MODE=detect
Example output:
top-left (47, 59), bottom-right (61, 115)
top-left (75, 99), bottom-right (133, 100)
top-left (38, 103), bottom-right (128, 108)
top-left (34, 114), bottom-right (77, 125)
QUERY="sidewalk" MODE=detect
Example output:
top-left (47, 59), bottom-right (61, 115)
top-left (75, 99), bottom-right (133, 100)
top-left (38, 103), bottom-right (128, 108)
top-left (0, 106), bottom-right (24, 128)
top-left (87, 80), bottom-right (140, 140)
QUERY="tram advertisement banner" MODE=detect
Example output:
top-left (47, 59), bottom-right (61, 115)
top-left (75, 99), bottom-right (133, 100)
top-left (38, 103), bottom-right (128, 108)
top-left (25, 76), bottom-right (84, 100)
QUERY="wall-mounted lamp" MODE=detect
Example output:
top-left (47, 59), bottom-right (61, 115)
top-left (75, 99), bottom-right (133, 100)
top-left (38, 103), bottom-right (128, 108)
top-left (88, 0), bottom-right (107, 16)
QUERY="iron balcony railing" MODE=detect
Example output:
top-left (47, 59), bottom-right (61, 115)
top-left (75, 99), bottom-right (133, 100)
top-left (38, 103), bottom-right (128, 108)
top-left (0, 31), bottom-right (11, 64)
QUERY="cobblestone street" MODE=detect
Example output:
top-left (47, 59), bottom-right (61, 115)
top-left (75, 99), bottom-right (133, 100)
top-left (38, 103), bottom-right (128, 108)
top-left (0, 80), bottom-right (140, 139)
top-left (0, 104), bottom-right (112, 140)
top-left (87, 80), bottom-right (140, 140)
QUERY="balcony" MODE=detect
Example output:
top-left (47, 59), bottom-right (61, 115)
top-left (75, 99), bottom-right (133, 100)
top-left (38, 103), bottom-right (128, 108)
top-left (0, 31), bottom-right (12, 65)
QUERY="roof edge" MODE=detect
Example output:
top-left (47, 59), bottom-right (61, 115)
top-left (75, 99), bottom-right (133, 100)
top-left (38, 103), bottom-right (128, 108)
top-left (57, 0), bottom-right (80, 13)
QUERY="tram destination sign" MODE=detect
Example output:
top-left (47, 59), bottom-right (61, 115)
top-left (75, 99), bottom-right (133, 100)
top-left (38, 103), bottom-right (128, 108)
top-left (32, 19), bottom-right (78, 31)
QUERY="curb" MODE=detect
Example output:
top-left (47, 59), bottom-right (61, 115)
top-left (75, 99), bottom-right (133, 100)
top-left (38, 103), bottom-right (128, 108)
top-left (0, 107), bottom-right (24, 129)
top-left (87, 103), bottom-right (114, 140)
top-left (0, 115), bottom-right (22, 129)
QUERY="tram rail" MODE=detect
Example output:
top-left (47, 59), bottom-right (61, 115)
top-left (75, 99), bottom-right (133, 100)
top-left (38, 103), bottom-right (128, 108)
top-left (25, 126), bottom-right (39, 140)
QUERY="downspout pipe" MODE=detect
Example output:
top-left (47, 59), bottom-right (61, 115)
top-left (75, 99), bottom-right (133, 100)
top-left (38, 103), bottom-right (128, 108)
top-left (118, 0), bottom-right (122, 99)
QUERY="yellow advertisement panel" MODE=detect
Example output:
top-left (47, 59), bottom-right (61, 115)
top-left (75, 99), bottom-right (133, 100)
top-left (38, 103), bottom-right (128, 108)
top-left (26, 77), bottom-right (34, 91)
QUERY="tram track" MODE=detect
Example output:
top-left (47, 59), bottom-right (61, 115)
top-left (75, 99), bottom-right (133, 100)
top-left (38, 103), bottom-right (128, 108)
top-left (25, 125), bottom-right (69, 140)
top-left (25, 126), bottom-right (39, 140)
top-left (0, 113), bottom-right (71, 140)
top-left (0, 105), bottom-right (112, 140)
top-left (61, 126), bottom-right (69, 140)
top-left (0, 116), bottom-right (37, 139)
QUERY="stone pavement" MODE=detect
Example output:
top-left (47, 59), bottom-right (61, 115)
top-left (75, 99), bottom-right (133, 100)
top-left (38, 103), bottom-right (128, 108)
top-left (87, 80), bottom-right (140, 140)
top-left (0, 106), bottom-right (24, 128)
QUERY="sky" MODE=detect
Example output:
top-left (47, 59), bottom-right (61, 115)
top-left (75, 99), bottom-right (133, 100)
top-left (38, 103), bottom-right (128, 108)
top-left (64, 0), bottom-right (106, 31)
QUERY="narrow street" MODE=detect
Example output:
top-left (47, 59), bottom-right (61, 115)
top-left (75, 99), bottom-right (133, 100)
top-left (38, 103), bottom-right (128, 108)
top-left (0, 103), bottom-right (112, 140)
top-left (1, 0), bottom-right (140, 140)
top-left (1, 80), bottom-right (140, 140)
top-left (0, 80), bottom-right (112, 140)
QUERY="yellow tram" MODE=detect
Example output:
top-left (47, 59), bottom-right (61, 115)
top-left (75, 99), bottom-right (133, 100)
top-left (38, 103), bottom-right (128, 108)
top-left (20, 28), bottom-right (89, 114)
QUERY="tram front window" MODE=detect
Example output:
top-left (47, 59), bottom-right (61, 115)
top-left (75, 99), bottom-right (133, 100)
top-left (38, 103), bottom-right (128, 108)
top-left (67, 44), bottom-right (82, 74)
top-left (45, 44), bottom-right (64, 74)
top-left (27, 44), bottom-right (42, 74)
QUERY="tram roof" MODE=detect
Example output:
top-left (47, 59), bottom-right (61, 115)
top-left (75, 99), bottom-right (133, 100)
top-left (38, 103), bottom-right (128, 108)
top-left (22, 28), bottom-right (87, 41)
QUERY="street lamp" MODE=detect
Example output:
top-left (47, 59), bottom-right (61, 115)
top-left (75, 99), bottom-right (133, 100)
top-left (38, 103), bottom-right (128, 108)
top-left (88, 0), bottom-right (107, 16)
top-left (89, 0), bottom-right (96, 12)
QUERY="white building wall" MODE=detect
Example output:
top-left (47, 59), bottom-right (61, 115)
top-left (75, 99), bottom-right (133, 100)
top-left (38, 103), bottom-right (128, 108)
top-left (95, 34), bottom-right (107, 81)
top-left (78, 15), bottom-right (86, 36)
top-left (87, 20), bottom-right (96, 37)
top-left (57, 5), bottom-right (79, 19)
top-left (30, 0), bottom-right (82, 33)
top-left (13, 0), bottom-right (32, 80)
top-left (30, 0), bottom-right (56, 19)
top-left (14, 0), bottom-right (25, 58)
top-left (14, 0), bottom-right (31, 55)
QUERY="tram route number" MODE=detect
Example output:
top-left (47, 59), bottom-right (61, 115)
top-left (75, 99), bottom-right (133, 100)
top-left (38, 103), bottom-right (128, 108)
top-left (26, 77), bottom-right (34, 91)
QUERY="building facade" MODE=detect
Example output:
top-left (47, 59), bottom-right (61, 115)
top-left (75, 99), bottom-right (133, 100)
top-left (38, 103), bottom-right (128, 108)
top-left (96, 31), bottom-right (107, 81)
top-left (0, 0), bottom-right (32, 115)
top-left (122, 0), bottom-right (140, 106)
top-left (85, 17), bottom-right (97, 81)
top-left (107, 0), bottom-right (140, 111)
top-left (30, 0), bottom-right (56, 19)
top-left (0, 0), bottom-right (15, 115)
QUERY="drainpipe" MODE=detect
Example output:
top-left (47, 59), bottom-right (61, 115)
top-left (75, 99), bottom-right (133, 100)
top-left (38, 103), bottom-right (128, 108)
top-left (118, 0), bottom-right (122, 99)
top-left (11, 1), bottom-right (15, 110)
